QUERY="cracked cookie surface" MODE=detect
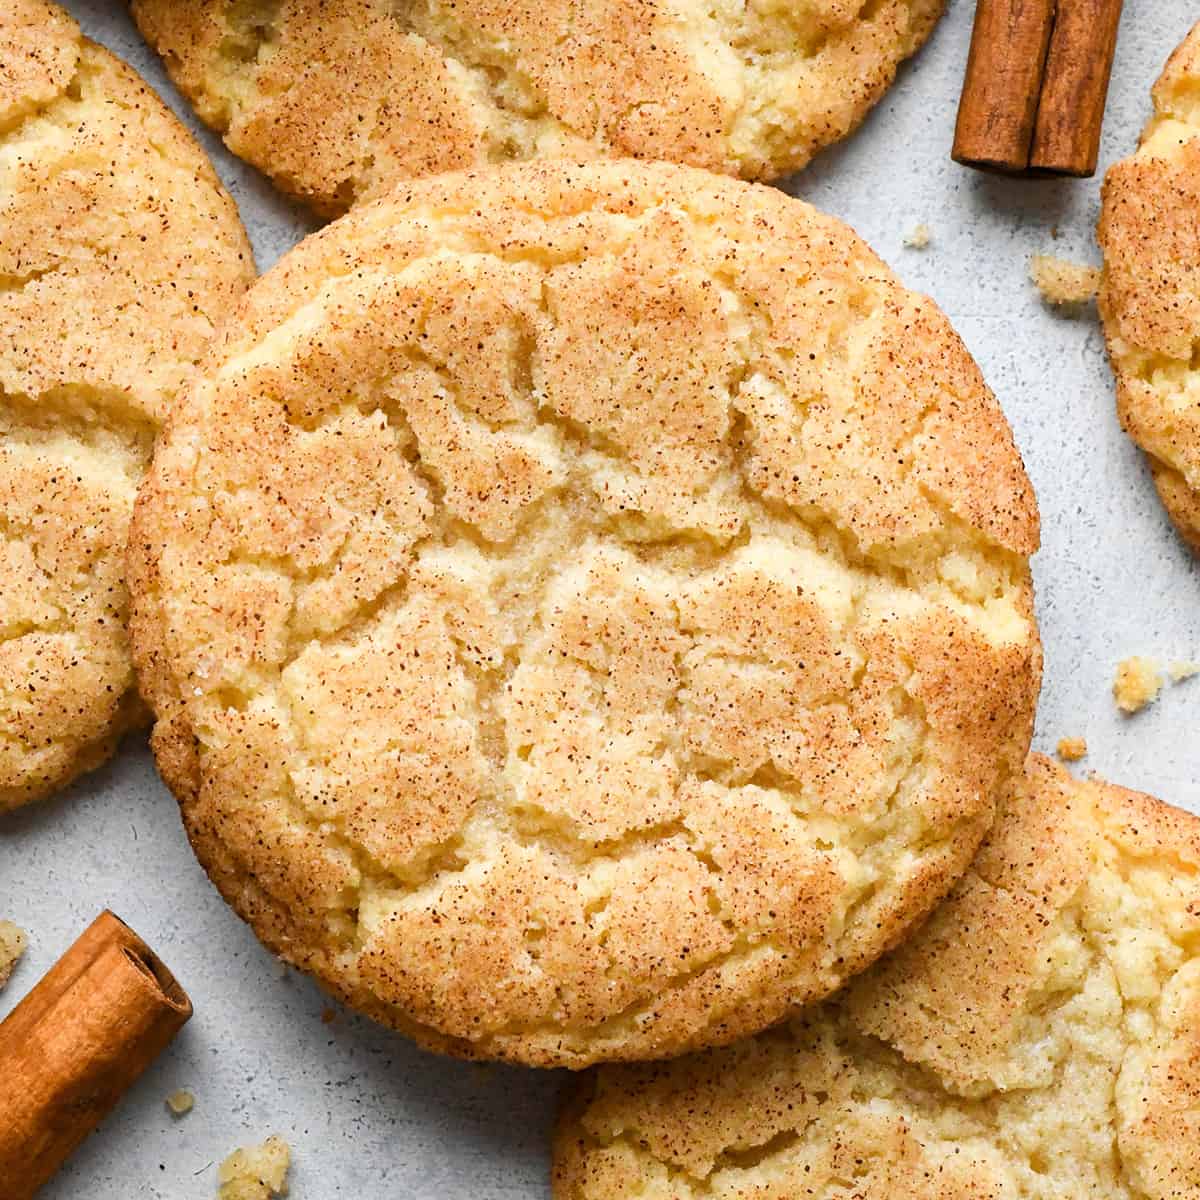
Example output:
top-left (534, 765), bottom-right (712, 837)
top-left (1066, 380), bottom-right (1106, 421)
top-left (556, 754), bottom-right (1200, 1198)
top-left (0, 0), bottom-right (253, 811)
top-left (130, 0), bottom-right (944, 217)
top-left (129, 160), bottom-right (1040, 1066)
top-left (1100, 22), bottom-right (1200, 551)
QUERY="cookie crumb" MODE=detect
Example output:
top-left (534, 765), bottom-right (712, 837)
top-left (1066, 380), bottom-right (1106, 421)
top-left (320, 1006), bottom-right (336, 1025)
top-left (217, 1136), bottom-right (290, 1199)
top-left (0, 922), bottom-right (26, 989)
top-left (1169, 660), bottom-right (1200, 682)
top-left (1113, 656), bottom-right (1163, 713)
top-left (166, 1089), bottom-right (194, 1116)
top-left (903, 223), bottom-right (931, 249)
top-left (1056, 737), bottom-right (1087, 761)
top-left (1030, 254), bottom-right (1101, 306)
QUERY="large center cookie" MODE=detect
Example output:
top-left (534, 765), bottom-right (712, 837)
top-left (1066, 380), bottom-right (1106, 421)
top-left (130, 161), bottom-right (1040, 1066)
top-left (1101, 22), bottom-right (1200, 550)
top-left (557, 756), bottom-right (1200, 1197)
top-left (130, 0), bottom-right (944, 215)
top-left (0, 0), bottom-right (252, 810)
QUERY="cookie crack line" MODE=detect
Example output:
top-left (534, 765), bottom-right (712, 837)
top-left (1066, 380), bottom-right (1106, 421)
top-left (1, 383), bottom-right (158, 454)
top-left (0, 41), bottom-right (80, 144)
top-left (181, 0), bottom-right (569, 204)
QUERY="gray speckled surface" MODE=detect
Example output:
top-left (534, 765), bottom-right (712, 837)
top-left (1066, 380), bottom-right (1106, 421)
top-left (3, 1), bottom-right (1200, 1195)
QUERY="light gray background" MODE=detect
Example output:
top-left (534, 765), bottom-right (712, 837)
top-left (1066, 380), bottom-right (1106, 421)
top-left (3, 1), bottom-right (1199, 1195)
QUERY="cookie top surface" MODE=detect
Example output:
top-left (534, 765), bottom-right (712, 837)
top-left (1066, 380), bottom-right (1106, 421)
top-left (556, 755), bottom-right (1200, 1198)
top-left (129, 160), bottom-right (1039, 1066)
top-left (1100, 22), bottom-right (1200, 550)
top-left (129, 0), bottom-right (944, 216)
top-left (0, 0), bottom-right (253, 810)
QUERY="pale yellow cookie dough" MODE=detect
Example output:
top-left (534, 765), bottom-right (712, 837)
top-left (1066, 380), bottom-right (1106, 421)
top-left (129, 160), bottom-right (1040, 1067)
top-left (217, 1136), bottom-right (290, 1200)
top-left (0, 1), bottom-right (253, 810)
top-left (556, 755), bottom-right (1200, 1200)
top-left (1030, 254), bottom-right (1100, 307)
top-left (131, 0), bottom-right (944, 216)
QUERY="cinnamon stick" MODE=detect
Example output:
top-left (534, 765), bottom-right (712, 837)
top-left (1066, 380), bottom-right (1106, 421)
top-left (1029, 0), bottom-right (1124, 175)
top-left (952, 0), bottom-right (1124, 177)
top-left (0, 912), bottom-right (192, 1199)
top-left (953, 0), bottom-right (1056, 173)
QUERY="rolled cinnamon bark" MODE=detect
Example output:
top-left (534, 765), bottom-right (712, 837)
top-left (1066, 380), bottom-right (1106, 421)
top-left (952, 0), bottom-right (1056, 173)
top-left (0, 912), bottom-right (192, 1199)
top-left (953, 0), bottom-right (1124, 177)
top-left (1029, 0), bottom-right (1124, 175)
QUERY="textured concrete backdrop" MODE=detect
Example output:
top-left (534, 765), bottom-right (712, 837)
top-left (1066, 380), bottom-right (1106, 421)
top-left (3, 1), bottom-right (1199, 1196)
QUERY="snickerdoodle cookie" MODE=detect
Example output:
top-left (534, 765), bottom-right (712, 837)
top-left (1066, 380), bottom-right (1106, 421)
top-left (129, 160), bottom-right (1040, 1067)
top-left (0, 0), bottom-right (253, 811)
top-left (1101, 21), bottom-right (1200, 551)
top-left (130, 0), bottom-right (943, 216)
top-left (556, 754), bottom-right (1200, 1197)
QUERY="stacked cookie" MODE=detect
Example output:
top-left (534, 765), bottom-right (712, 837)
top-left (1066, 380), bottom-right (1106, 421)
top-left (6, 2), bottom-right (1200, 1196)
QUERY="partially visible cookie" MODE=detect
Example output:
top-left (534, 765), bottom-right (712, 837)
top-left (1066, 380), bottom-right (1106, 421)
top-left (0, 922), bottom-right (26, 989)
top-left (556, 754), bottom-right (1200, 1198)
top-left (1100, 22), bottom-right (1200, 550)
top-left (130, 0), bottom-right (944, 216)
top-left (0, 0), bottom-right (253, 811)
top-left (129, 159), bottom-right (1040, 1067)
